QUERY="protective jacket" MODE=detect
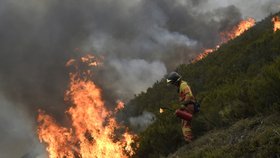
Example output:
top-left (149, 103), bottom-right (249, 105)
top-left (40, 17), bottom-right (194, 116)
top-left (175, 80), bottom-right (195, 142)
top-left (179, 81), bottom-right (195, 103)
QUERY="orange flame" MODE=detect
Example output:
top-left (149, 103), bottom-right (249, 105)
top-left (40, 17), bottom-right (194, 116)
top-left (115, 101), bottom-right (125, 112)
top-left (192, 48), bottom-right (215, 63)
top-left (193, 18), bottom-right (255, 63)
top-left (81, 54), bottom-right (102, 67)
top-left (65, 59), bottom-right (76, 67)
top-left (37, 55), bottom-right (136, 158)
top-left (220, 17), bottom-right (256, 42)
top-left (37, 110), bottom-right (77, 158)
top-left (272, 16), bottom-right (280, 32)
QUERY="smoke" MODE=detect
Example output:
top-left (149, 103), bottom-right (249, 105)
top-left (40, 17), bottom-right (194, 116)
top-left (129, 111), bottom-right (156, 132)
top-left (196, 0), bottom-right (280, 20)
top-left (0, 94), bottom-right (47, 158)
top-left (100, 59), bottom-right (167, 100)
top-left (0, 0), bottom-right (279, 157)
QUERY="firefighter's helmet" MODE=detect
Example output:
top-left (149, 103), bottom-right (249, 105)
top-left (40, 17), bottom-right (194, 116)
top-left (166, 72), bottom-right (181, 85)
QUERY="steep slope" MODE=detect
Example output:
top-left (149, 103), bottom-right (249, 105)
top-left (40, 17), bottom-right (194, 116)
top-left (168, 113), bottom-right (280, 158)
top-left (123, 12), bottom-right (280, 158)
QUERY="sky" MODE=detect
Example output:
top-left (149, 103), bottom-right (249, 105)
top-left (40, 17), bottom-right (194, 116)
top-left (0, 0), bottom-right (279, 157)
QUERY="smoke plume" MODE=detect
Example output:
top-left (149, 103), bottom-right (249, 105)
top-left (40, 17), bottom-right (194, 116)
top-left (129, 111), bottom-right (156, 132)
top-left (0, 94), bottom-right (46, 158)
top-left (0, 0), bottom-right (279, 156)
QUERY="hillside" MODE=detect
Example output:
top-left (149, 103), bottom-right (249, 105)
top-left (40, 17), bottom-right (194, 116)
top-left (168, 114), bottom-right (280, 158)
top-left (121, 12), bottom-right (280, 158)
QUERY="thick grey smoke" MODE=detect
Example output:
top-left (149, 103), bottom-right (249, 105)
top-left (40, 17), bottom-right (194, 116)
top-left (129, 111), bottom-right (156, 132)
top-left (196, 0), bottom-right (280, 20)
top-left (0, 0), bottom-right (279, 157)
top-left (105, 59), bottom-right (167, 99)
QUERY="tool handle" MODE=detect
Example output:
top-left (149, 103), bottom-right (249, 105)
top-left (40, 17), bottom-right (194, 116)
top-left (160, 106), bottom-right (174, 112)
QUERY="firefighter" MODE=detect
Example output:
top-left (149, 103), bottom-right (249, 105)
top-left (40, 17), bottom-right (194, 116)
top-left (167, 72), bottom-right (198, 143)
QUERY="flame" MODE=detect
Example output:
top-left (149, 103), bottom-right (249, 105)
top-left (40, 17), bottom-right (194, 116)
top-left (193, 18), bottom-right (255, 63)
top-left (192, 48), bottom-right (214, 63)
top-left (37, 110), bottom-right (77, 158)
top-left (66, 59), bottom-right (76, 67)
top-left (220, 17), bottom-right (256, 42)
top-left (272, 16), bottom-right (280, 32)
top-left (81, 54), bottom-right (101, 67)
top-left (37, 55), bottom-right (136, 158)
top-left (159, 108), bottom-right (164, 113)
top-left (115, 101), bottom-right (125, 112)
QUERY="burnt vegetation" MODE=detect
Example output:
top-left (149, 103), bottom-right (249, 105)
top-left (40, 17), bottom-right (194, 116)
top-left (121, 12), bottom-right (280, 157)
